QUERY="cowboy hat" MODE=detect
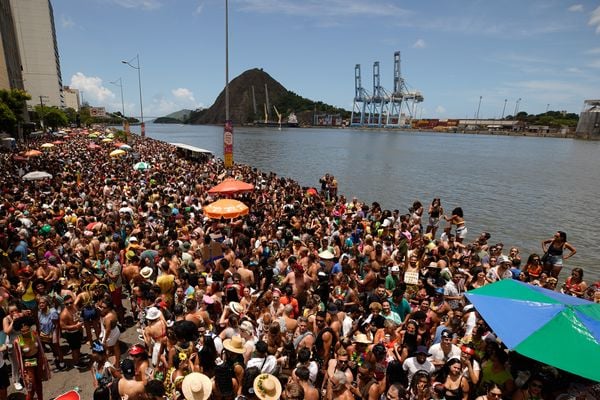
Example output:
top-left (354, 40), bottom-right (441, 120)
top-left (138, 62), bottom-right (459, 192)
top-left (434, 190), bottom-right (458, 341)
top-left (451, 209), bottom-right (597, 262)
top-left (352, 333), bottom-right (372, 344)
top-left (145, 307), bottom-right (161, 321)
top-left (253, 373), bottom-right (282, 400)
top-left (182, 372), bottom-right (212, 400)
top-left (223, 335), bottom-right (246, 354)
top-left (140, 267), bottom-right (153, 279)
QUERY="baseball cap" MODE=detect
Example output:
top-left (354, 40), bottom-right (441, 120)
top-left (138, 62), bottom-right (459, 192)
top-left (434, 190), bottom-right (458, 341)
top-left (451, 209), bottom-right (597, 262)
top-left (441, 329), bottom-right (453, 339)
top-left (121, 359), bottom-right (135, 378)
top-left (415, 345), bottom-right (431, 356)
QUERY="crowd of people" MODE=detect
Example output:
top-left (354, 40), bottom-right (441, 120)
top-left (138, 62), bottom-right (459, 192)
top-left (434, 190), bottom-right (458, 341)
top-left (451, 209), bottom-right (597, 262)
top-left (0, 128), bottom-right (599, 400)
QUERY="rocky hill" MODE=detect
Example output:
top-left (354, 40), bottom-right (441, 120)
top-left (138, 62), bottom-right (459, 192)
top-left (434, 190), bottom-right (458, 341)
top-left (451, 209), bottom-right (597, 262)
top-left (188, 68), bottom-right (348, 125)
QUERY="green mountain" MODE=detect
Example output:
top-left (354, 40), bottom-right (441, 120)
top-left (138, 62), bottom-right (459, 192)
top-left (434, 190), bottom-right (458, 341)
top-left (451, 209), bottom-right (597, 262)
top-left (154, 109), bottom-right (194, 124)
top-left (188, 68), bottom-right (349, 125)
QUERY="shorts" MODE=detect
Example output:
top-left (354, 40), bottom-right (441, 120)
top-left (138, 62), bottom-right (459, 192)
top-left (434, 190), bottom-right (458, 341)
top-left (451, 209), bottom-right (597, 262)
top-left (63, 330), bottom-right (83, 350)
top-left (82, 306), bottom-right (99, 321)
top-left (0, 364), bottom-right (9, 389)
top-left (456, 226), bottom-right (467, 239)
top-left (428, 217), bottom-right (440, 228)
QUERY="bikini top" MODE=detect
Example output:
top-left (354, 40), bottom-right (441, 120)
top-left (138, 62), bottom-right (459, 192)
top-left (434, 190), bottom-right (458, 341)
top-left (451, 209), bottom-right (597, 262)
top-left (18, 332), bottom-right (38, 353)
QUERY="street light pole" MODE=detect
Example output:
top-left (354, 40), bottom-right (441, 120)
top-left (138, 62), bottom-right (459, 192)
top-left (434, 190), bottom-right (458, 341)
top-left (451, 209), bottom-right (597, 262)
top-left (514, 98), bottom-right (521, 118)
top-left (109, 78), bottom-right (125, 117)
top-left (501, 99), bottom-right (507, 119)
top-left (122, 54), bottom-right (145, 136)
top-left (223, 0), bottom-right (234, 168)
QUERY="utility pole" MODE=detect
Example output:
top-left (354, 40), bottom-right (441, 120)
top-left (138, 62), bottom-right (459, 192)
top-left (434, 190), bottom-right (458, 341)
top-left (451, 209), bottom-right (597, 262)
top-left (476, 95), bottom-right (482, 127)
top-left (39, 95), bottom-right (47, 132)
top-left (501, 99), bottom-right (507, 119)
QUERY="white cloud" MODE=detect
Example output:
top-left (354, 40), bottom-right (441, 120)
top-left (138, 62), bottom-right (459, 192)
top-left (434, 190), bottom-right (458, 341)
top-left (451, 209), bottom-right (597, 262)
top-left (61, 15), bottom-right (75, 28)
top-left (590, 6), bottom-right (600, 33)
top-left (568, 4), bottom-right (584, 12)
top-left (194, 1), bottom-right (204, 15)
top-left (435, 106), bottom-right (446, 114)
top-left (69, 73), bottom-right (115, 105)
top-left (237, 0), bottom-right (409, 18)
top-left (566, 67), bottom-right (582, 73)
top-left (584, 47), bottom-right (600, 55)
top-left (412, 39), bottom-right (426, 48)
top-left (147, 89), bottom-right (203, 116)
top-left (106, 0), bottom-right (162, 10)
top-left (588, 59), bottom-right (600, 68)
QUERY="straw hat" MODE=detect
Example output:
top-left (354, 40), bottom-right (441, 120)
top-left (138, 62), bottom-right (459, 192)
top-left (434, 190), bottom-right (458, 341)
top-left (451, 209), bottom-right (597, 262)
top-left (140, 267), bottom-right (153, 279)
top-left (229, 301), bottom-right (243, 315)
top-left (353, 333), bottom-right (371, 344)
top-left (253, 373), bottom-right (282, 400)
top-left (182, 372), bottom-right (212, 400)
top-left (318, 249), bottom-right (334, 260)
top-left (223, 335), bottom-right (246, 354)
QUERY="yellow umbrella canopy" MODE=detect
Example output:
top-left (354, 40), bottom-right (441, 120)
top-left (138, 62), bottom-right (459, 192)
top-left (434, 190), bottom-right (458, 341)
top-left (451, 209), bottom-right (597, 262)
top-left (40, 143), bottom-right (55, 149)
top-left (101, 138), bottom-right (113, 143)
top-left (109, 149), bottom-right (126, 157)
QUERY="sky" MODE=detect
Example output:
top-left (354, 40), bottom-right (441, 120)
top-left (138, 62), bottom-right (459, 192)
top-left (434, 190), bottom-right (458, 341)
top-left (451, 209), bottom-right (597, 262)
top-left (53, 0), bottom-right (600, 119)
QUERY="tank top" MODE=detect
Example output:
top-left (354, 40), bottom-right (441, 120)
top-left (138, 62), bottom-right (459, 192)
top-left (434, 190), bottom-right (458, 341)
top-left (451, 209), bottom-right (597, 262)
top-left (444, 376), bottom-right (464, 400)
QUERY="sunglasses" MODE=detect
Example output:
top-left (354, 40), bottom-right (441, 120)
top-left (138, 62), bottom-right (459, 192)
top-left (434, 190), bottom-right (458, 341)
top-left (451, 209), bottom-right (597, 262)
top-left (64, 301), bottom-right (74, 306)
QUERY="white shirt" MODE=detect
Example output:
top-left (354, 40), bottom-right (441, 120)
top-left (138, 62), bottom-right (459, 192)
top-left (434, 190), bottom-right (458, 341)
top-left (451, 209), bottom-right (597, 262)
top-left (402, 357), bottom-right (435, 385)
top-left (247, 355), bottom-right (278, 374)
top-left (428, 343), bottom-right (461, 367)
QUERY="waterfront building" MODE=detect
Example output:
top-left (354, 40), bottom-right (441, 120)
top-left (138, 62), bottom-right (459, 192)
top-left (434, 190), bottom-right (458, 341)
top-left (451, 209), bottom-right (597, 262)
top-left (9, 0), bottom-right (63, 109)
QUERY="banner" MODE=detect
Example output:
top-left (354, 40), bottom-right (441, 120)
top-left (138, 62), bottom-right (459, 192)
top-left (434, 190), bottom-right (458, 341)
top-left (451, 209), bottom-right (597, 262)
top-left (224, 120), bottom-right (233, 168)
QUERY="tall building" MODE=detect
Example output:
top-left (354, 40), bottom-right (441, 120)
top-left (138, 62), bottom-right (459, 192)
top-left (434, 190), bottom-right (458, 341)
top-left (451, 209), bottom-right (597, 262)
top-left (9, 0), bottom-right (63, 109)
top-left (63, 86), bottom-right (80, 111)
top-left (0, 0), bottom-right (24, 91)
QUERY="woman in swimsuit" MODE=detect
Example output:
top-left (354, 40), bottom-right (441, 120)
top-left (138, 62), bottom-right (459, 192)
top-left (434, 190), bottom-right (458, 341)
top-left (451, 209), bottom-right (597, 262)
top-left (444, 207), bottom-right (467, 243)
top-left (435, 358), bottom-right (470, 400)
top-left (90, 341), bottom-right (119, 388)
top-left (13, 316), bottom-right (51, 400)
top-left (561, 267), bottom-right (588, 298)
top-left (541, 231), bottom-right (576, 278)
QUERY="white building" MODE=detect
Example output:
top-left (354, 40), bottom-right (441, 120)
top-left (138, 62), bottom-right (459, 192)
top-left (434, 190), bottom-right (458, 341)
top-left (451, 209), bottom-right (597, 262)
top-left (63, 86), bottom-right (80, 111)
top-left (9, 0), bottom-right (63, 109)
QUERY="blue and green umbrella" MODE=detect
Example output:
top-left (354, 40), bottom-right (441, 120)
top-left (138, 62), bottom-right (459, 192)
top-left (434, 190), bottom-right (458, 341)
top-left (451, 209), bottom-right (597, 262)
top-left (465, 279), bottom-right (600, 382)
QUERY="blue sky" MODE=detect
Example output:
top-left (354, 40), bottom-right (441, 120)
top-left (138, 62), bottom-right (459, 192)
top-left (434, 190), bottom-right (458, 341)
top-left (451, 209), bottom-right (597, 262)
top-left (54, 0), bottom-right (600, 119)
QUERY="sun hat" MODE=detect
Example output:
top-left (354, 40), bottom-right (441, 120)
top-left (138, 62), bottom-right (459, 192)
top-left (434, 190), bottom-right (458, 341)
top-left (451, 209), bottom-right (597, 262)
top-left (352, 333), bottom-right (371, 344)
top-left (145, 307), bottom-right (161, 321)
top-left (223, 335), bottom-right (246, 354)
top-left (229, 301), bottom-right (243, 315)
top-left (253, 373), bottom-right (282, 400)
top-left (497, 255), bottom-right (511, 264)
top-left (140, 267), bottom-right (153, 279)
top-left (181, 372), bottom-right (212, 400)
top-left (240, 320), bottom-right (254, 334)
top-left (428, 261), bottom-right (440, 269)
top-left (318, 249), bottom-right (334, 260)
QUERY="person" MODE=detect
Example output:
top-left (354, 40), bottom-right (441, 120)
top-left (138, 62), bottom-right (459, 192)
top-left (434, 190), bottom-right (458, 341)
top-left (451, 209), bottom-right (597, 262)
top-left (561, 267), bottom-right (587, 298)
top-left (427, 198), bottom-right (443, 238)
top-left (511, 375), bottom-right (547, 400)
top-left (60, 294), bottom-right (87, 369)
top-left (475, 383), bottom-right (503, 400)
top-left (480, 343), bottom-right (515, 396)
top-left (13, 316), bottom-right (51, 400)
top-left (247, 340), bottom-right (278, 374)
top-left (90, 341), bottom-right (119, 389)
top-left (521, 254), bottom-right (543, 282)
top-left (3, 302), bottom-right (26, 390)
top-left (541, 231), bottom-right (576, 278)
top-left (444, 208), bottom-right (467, 243)
top-left (434, 358), bottom-right (470, 400)
top-left (37, 296), bottom-right (65, 370)
top-left (325, 370), bottom-right (353, 400)
top-left (428, 330), bottom-right (461, 370)
top-left (402, 345), bottom-right (435, 386)
top-left (408, 370), bottom-right (431, 400)
top-left (486, 255), bottom-right (513, 283)
top-left (98, 297), bottom-right (121, 364)
top-left (292, 366), bottom-right (319, 400)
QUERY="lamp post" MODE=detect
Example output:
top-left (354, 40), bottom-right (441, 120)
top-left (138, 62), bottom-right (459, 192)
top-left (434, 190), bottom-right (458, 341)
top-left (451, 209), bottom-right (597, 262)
top-left (501, 99), bottom-right (507, 119)
top-left (514, 98), bottom-right (521, 118)
top-left (109, 78), bottom-right (125, 117)
top-left (546, 103), bottom-right (550, 113)
top-left (121, 54), bottom-right (144, 136)
top-left (223, 0), bottom-right (233, 168)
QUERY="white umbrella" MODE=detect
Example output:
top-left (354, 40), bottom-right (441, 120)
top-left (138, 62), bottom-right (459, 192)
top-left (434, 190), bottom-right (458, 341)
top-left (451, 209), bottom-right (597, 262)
top-left (22, 171), bottom-right (53, 181)
top-left (133, 161), bottom-right (151, 171)
top-left (120, 144), bottom-right (132, 150)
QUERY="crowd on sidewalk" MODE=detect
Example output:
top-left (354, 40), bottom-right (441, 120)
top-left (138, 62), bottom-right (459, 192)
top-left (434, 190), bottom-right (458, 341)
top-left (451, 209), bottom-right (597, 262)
top-left (0, 128), bottom-right (599, 400)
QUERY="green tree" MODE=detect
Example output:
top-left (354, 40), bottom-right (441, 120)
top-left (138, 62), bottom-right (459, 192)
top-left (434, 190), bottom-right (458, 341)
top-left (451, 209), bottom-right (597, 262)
top-left (35, 105), bottom-right (68, 131)
top-left (0, 89), bottom-right (31, 134)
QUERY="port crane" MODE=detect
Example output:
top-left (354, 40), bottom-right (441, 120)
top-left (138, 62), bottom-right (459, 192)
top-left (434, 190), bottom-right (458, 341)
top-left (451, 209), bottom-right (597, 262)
top-left (351, 51), bottom-right (423, 128)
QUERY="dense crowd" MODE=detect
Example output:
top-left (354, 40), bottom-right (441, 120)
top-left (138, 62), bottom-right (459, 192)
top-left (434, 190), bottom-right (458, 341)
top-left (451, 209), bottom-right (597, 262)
top-left (0, 129), bottom-right (598, 400)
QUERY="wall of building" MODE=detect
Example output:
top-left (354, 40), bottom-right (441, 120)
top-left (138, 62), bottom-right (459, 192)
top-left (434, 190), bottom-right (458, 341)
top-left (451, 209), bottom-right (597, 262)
top-left (0, 0), bottom-right (24, 91)
top-left (10, 0), bottom-right (63, 108)
top-left (63, 86), bottom-right (80, 111)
